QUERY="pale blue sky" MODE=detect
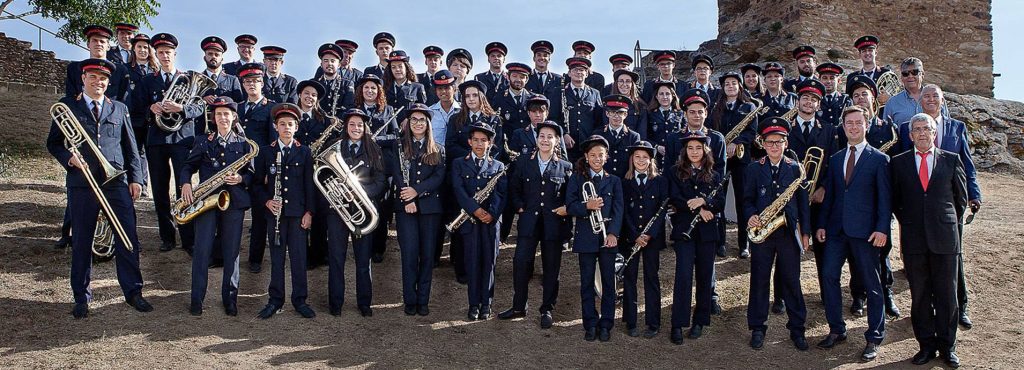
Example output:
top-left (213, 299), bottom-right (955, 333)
top-left (2, 0), bottom-right (1021, 102)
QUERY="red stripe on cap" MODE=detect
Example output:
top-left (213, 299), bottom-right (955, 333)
top-left (606, 101), bottom-right (629, 109)
top-left (568, 61), bottom-right (588, 68)
top-left (761, 125), bottom-right (787, 134)
top-left (433, 78), bottom-right (452, 85)
top-left (655, 54), bottom-right (675, 63)
top-left (856, 40), bottom-right (877, 49)
top-left (486, 47), bottom-right (505, 55)
top-left (322, 50), bottom-right (341, 58)
top-left (683, 96), bottom-right (706, 106)
top-left (508, 66), bottom-right (529, 74)
top-left (152, 40), bottom-right (175, 48)
top-left (424, 50), bottom-right (441, 56)
top-left (819, 67), bottom-right (840, 74)
top-left (115, 25), bottom-right (136, 31)
top-left (202, 42), bottom-right (224, 51)
top-left (798, 86), bottom-right (822, 95)
top-left (794, 50), bottom-right (814, 59)
top-left (238, 69), bottom-right (263, 78)
top-left (611, 57), bottom-right (631, 63)
top-left (82, 64), bottom-right (111, 74)
top-left (237, 37), bottom-right (256, 44)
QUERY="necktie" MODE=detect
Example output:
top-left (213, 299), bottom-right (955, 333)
top-left (164, 73), bottom-right (171, 86)
top-left (302, 113), bottom-right (310, 122)
top-left (592, 174), bottom-right (602, 183)
top-left (638, 173), bottom-right (647, 186)
top-left (471, 113), bottom-right (479, 122)
top-left (514, 95), bottom-right (521, 106)
top-left (415, 141), bottom-right (424, 155)
top-left (918, 151), bottom-right (930, 190)
top-left (540, 74), bottom-right (546, 86)
top-left (574, 88), bottom-right (582, 100)
top-left (246, 102), bottom-right (254, 114)
top-left (350, 143), bottom-right (358, 157)
top-left (282, 147), bottom-right (290, 158)
top-left (540, 160), bottom-right (548, 175)
top-left (771, 165), bottom-right (779, 181)
top-left (91, 101), bottom-right (100, 122)
top-left (804, 122), bottom-right (812, 136)
top-left (728, 102), bottom-right (735, 111)
top-left (845, 145), bottom-right (857, 185)
top-left (475, 158), bottom-right (483, 169)
top-left (270, 77), bottom-right (277, 87)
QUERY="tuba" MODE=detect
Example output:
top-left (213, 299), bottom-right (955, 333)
top-left (314, 143), bottom-right (380, 237)
top-left (171, 134), bottom-right (260, 224)
top-left (50, 102), bottom-right (134, 252)
top-left (155, 71), bottom-right (217, 132)
top-left (747, 160), bottom-right (806, 244)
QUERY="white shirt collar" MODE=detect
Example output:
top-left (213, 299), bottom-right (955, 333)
top-left (589, 169), bottom-right (606, 178)
top-left (848, 140), bottom-right (868, 153)
top-left (277, 139), bottom-right (294, 149)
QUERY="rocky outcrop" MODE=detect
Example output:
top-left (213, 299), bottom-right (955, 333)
top-left (947, 93), bottom-right (1024, 175)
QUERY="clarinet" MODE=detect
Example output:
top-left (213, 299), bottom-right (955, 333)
top-left (271, 151), bottom-right (284, 247)
top-left (615, 198), bottom-right (670, 279)
top-left (559, 75), bottom-right (571, 160)
top-left (679, 175), bottom-right (730, 241)
top-left (326, 77), bottom-right (342, 117)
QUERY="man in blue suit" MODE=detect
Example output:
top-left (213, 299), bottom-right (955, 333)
top-left (816, 105), bottom-right (891, 361)
top-left (896, 84), bottom-right (982, 328)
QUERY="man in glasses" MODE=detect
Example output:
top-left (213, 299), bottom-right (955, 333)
top-left (882, 57), bottom-right (949, 125)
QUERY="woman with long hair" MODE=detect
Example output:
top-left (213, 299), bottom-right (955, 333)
top-left (605, 69), bottom-right (648, 140)
top-left (445, 80), bottom-right (505, 162)
top-left (354, 73), bottom-right (399, 263)
top-left (619, 141), bottom-right (667, 339)
top-left (740, 63), bottom-right (765, 99)
top-left (323, 109), bottom-right (386, 317)
top-left (667, 131), bottom-right (725, 345)
top-left (391, 103), bottom-right (447, 316)
top-left (645, 82), bottom-right (683, 170)
top-left (383, 50), bottom-right (427, 109)
top-left (709, 72), bottom-right (759, 258)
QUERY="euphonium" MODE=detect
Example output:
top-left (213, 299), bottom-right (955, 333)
top-left (171, 136), bottom-right (259, 224)
top-left (50, 102), bottom-right (134, 252)
top-left (314, 143), bottom-right (380, 237)
top-left (155, 71), bottom-right (217, 132)
top-left (725, 97), bottom-right (769, 159)
top-left (747, 160), bottom-right (806, 244)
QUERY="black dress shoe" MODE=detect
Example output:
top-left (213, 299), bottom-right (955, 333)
top-left (750, 330), bottom-right (765, 350)
top-left (54, 236), bottom-right (71, 250)
top-left (861, 342), bottom-right (880, 361)
top-left (642, 326), bottom-right (659, 338)
top-left (497, 308), bottom-right (526, 320)
top-left (189, 302), bottom-right (203, 316)
top-left (584, 327), bottom-right (597, 341)
top-left (358, 306), bottom-right (373, 317)
top-left (257, 304), bottom-right (281, 319)
top-left (417, 304), bottom-right (429, 316)
top-left (884, 291), bottom-right (900, 318)
top-left (127, 294), bottom-right (153, 312)
top-left (224, 302), bottom-right (237, 316)
top-left (688, 324), bottom-right (704, 339)
top-left (792, 335), bottom-right (809, 351)
top-left (248, 262), bottom-right (262, 273)
top-left (716, 244), bottom-right (727, 257)
top-left (851, 297), bottom-right (866, 317)
top-left (711, 300), bottom-right (722, 315)
top-left (941, 351), bottom-right (960, 368)
top-left (670, 328), bottom-right (684, 345)
top-left (159, 241), bottom-right (175, 252)
top-left (404, 304), bottom-right (417, 316)
top-left (183, 247), bottom-right (194, 257)
top-left (456, 275), bottom-right (468, 285)
top-left (739, 248), bottom-right (750, 259)
top-left (598, 328), bottom-right (611, 342)
top-left (329, 307), bottom-right (341, 316)
top-left (912, 349), bottom-right (937, 365)
top-left (627, 327), bottom-right (639, 337)
top-left (479, 305), bottom-right (491, 320)
top-left (467, 306), bottom-right (480, 321)
top-left (959, 313), bottom-right (973, 329)
top-left (371, 252), bottom-right (384, 263)
top-left (296, 304), bottom-right (316, 318)
top-left (816, 333), bottom-right (847, 349)
top-left (72, 303), bottom-right (89, 319)
top-left (540, 311), bottom-right (553, 329)
top-left (771, 300), bottom-right (786, 314)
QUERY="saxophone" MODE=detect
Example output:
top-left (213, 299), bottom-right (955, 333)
top-left (724, 98), bottom-right (769, 159)
top-left (878, 123), bottom-right (899, 153)
top-left (780, 106), bottom-right (800, 121)
top-left (747, 160), bottom-right (806, 244)
top-left (309, 115), bottom-right (343, 155)
top-left (446, 167), bottom-right (506, 232)
top-left (171, 135), bottom-right (259, 224)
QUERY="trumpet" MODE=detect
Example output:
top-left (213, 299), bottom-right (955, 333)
top-left (155, 71), bottom-right (217, 132)
top-left (582, 180), bottom-right (610, 242)
top-left (314, 144), bottom-right (380, 237)
top-left (50, 102), bottom-right (134, 252)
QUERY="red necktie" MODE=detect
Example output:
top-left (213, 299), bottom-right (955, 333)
top-left (918, 151), bottom-right (930, 191)
top-left (845, 146), bottom-right (856, 185)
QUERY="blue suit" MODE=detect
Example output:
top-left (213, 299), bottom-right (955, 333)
top-left (622, 173), bottom-right (669, 330)
top-left (475, 71), bottom-right (510, 102)
top-left (818, 144), bottom-right (891, 344)
top-left (596, 125), bottom-right (642, 178)
top-left (385, 81), bottom-right (427, 109)
top-left (197, 71), bottom-right (244, 133)
top-left (507, 153), bottom-right (572, 313)
top-left (452, 155), bottom-right (507, 308)
top-left (178, 131), bottom-right (253, 307)
top-left (819, 92), bottom-right (852, 128)
top-left (897, 116), bottom-right (981, 201)
top-left (566, 171), bottom-right (624, 330)
top-left (223, 60), bottom-right (263, 77)
top-left (491, 89), bottom-right (536, 134)
top-left (263, 73), bottom-right (298, 105)
top-left (664, 128), bottom-right (727, 180)
top-left (557, 85), bottom-right (604, 160)
top-left (743, 157), bottom-right (810, 337)
top-left (390, 140), bottom-right (446, 306)
top-left (315, 76), bottom-right (356, 117)
top-left (645, 109), bottom-right (684, 169)
top-left (47, 95), bottom-right (144, 304)
top-left (711, 101), bottom-right (759, 252)
top-left (416, 72), bottom-right (439, 106)
top-left (253, 141), bottom-right (315, 309)
top-left (525, 71), bottom-right (563, 106)
top-left (238, 97), bottom-right (276, 266)
top-left (668, 169), bottom-right (725, 329)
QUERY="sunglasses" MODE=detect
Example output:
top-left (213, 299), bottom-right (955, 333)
top-left (901, 69), bottom-right (922, 77)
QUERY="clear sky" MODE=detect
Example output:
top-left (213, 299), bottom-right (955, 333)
top-left (2, 0), bottom-right (1021, 102)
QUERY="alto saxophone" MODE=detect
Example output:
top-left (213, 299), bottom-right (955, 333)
top-left (171, 135), bottom-right (259, 224)
top-left (309, 115), bottom-right (343, 155)
top-left (747, 160), bottom-right (806, 244)
top-left (724, 98), bottom-right (769, 159)
top-left (878, 123), bottom-right (899, 153)
top-left (446, 167), bottom-right (506, 232)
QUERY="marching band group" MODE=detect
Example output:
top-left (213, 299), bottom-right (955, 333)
top-left (48, 23), bottom-right (982, 367)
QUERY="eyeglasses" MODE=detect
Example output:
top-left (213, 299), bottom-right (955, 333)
top-left (409, 117), bottom-right (428, 123)
top-left (901, 69), bottom-right (922, 77)
top-left (607, 111), bottom-right (627, 116)
top-left (694, 66), bottom-right (711, 72)
top-left (762, 139), bottom-right (786, 147)
top-left (910, 126), bottom-right (935, 133)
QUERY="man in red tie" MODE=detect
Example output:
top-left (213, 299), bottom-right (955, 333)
top-left (889, 113), bottom-right (968, 368)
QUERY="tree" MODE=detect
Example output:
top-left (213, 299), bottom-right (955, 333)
top-left (0, 0), bottom-right (160, 44)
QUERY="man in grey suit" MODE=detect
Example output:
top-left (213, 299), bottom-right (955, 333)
top-left (891, 113), bottom-right (968, 368)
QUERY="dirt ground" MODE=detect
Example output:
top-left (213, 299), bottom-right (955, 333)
top-left (1, 90), bottom-right (1022, 368)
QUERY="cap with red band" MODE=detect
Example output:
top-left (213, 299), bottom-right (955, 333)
top-left (603, 94), bottom-right (631, 112)
top-left (432, 70), bottom-right (455, 86)
top-left (200, 36), bottom-right (226, 52)
top-left (114, 23), bottom-right (139, 32)
top-left (238, 63), bottom-right (264, 79)
top-left (335, 39), bottom-right (358, 52)
top-left (854, 35), bottom-right (879, 50)
top-left (609, 53), bottom-right (633, 65)
top-left (150, 33), bottom-right (178, 49)
top-left (572, 40), bottom-right (595, 54)
top-left (566, 57), bottom-right (591, 69)
top-left (485, 42), bottom-right (507, 56)
top-left (792, 45), bottom-right (816, 60)
top-left (653, 50), bottom-right (676, 63)
top-left (80, 58), bottom-right (115, 76)
top-left (815, 62), bottom-right (844, 76)
top-left (234, 34), bottom-right (257, 45)
top-left (422, 45), bottom-right (443, 57)
top-left (506, 62), bottom-right (531, 75)
top-left (83, 25), bottom-right (113, 40)
top-left (261, 45), bottom-right (286, 59)
top-left (796, 79), bottom-right (826, 98)
top-left (760, 117), bottom-right (791, 136)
